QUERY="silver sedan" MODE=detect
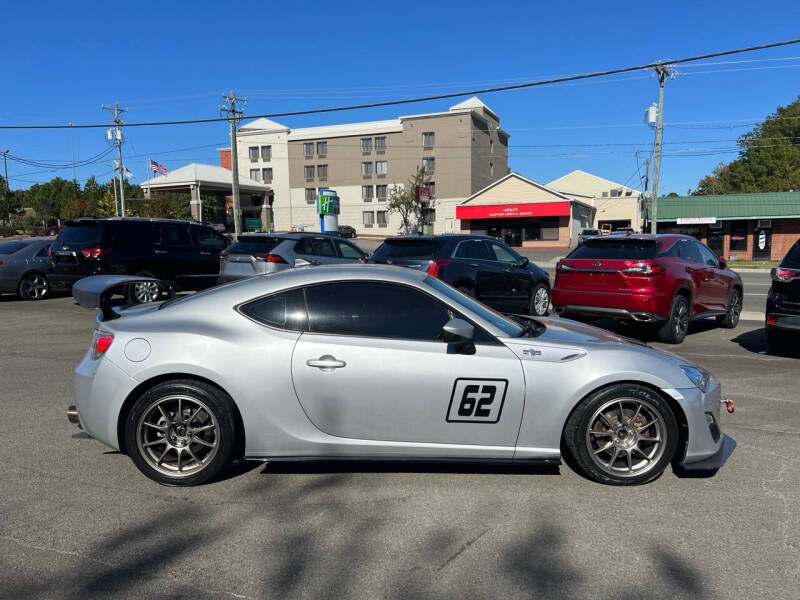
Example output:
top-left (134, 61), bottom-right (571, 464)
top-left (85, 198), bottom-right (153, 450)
top-left (0, 238), bottom-right (53, 299)
top-left (67, 265), bottom-right (733, 486)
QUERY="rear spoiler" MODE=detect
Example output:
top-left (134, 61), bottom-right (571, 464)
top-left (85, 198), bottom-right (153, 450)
top-left (72, 275), bottom-right (175, 321)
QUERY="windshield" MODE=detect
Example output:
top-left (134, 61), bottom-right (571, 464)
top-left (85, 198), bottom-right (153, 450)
top-left (424, 276), bottom-right (522, 337)
top-left (567, 239), bottom-right (660, 260)
top-left (59, 223), bottom-right (103, 245)
top-left (581, 229), bottom-right (600, 236)
top-left (0, 241), bottom-right (28, 255)
top-left (780, 241), bottom-right (800, 269)
top-left (372, 239), bottom-right (439, 258)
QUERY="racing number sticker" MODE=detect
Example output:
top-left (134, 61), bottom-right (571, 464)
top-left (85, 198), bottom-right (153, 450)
top-left (446, 378), bottom-right (508, 423)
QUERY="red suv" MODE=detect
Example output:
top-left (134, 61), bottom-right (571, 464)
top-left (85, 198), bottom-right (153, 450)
top-left (551, 234), bottom-right (743, 343)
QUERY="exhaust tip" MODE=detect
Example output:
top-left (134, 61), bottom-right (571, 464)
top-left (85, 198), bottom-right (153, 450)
top-left (67, 405), bottom-right (81, 428)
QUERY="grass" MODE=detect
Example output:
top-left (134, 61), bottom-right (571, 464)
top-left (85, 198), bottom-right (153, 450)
top-left (728, 260), bottom-right (778, 268)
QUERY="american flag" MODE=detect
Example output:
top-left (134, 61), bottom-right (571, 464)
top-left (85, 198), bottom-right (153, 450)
top-left (149, 159), bottom-right (168, 176)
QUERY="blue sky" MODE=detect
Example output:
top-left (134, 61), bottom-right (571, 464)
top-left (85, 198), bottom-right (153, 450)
top-left (2, 0), bottom-right (799, 195)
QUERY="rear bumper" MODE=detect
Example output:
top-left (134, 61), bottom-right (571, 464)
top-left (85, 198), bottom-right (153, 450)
top-left (49, 272), bottom-right (84, 288)
top-left (551, 289), bottom-right (670, 321)
top-left (765, 313), bottom-right (800, 333)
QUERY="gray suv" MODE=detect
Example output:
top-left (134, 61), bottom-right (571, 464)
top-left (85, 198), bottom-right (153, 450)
top-left (218, 233), bottom-right (367, 284)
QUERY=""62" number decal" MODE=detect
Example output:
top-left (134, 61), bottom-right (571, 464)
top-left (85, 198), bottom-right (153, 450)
top-left (446, 378), bottom-right (508, 423)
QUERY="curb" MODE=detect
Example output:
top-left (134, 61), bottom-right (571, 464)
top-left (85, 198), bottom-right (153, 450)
top-left (731, 268), bottom-right (772, 274)
top-left (740, 311), bottom-right (765, 322)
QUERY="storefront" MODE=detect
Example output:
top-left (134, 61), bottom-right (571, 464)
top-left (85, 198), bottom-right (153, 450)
top-left (456, 174), bottom-right (595, 248)
top-left (651, 192), bottom-right (800, 261)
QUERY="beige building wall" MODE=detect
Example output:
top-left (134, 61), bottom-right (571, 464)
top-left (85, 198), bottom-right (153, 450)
top-left (547, 169), bottom-right (641, 230)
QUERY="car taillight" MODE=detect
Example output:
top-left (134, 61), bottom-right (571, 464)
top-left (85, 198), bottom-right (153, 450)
top-left (556, 261), bottom-right (574, 273)
top-left (426, 259), bottom-right (451, 277)
top-left (81, 247), bottom-right (108, 259)
top-left (47, 246), bottom-right (53, 257)
top-left (767, 315), bottom-right (779, 325)
top-left (771, 267), bottom-right (800, 282)
top-left (253, 253), bottom-right (287, 263)
top-left (621, 263), bottom-right (665, 277)
top-left (91, 330), bottom-right (114, 360)
top-left (219, 251), bottom-right (228, 259)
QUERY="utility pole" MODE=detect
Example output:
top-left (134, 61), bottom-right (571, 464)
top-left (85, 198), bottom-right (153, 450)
top-left (649, 63), bottom-right (674, 234)
top-left (2, 149), bottom-right (9, 227)
top-left (220, 91), bottom-right (246, 238)
top-left (102, 103), bottom-right (128, 217)
top-left (643, 156), bottom-right (650, 232)
top-left (220, 92), bottom-right (245, 237)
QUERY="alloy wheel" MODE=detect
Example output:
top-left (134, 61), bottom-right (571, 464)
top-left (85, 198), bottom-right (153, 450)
top-left (136, 395), bottom-right (220, 477)
top-left (729, 291), bottom-right (741, 325)
top-left (533, 286), bottom-right (550, 316)
top-left (585, 397), bottom-right (667, 478)
top-left (674, 300), bottom-right (689, 339)
top-left (21, 274), bottom-right (49, 299)
top-left (133, 281), bottom-right (160, 303)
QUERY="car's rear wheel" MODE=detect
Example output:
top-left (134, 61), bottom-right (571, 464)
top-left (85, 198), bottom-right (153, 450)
top-left (127, 273), bottom-right (161, 304)
top-left (529, 283), bottom-right (550, 316)
top-left (717, 288), bottom-right (742, 329)
top-left (18, 272), bottom-right (49, 300)
top-left (657, 294), bottom-right (689, 343)
top-left (124, 379), bottom-right (239, 486)
top-left (564, 384), bottom-right (678, 485)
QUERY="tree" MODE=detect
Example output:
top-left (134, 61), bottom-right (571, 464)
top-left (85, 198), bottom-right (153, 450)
top-left (97, 189), bottom-right (117, 217)
top-left (387, 165), bottom-right (427, 233)
top-left (693, 95), bottom-right (800, 194)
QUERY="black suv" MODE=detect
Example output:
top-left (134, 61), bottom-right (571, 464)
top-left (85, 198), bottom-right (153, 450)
top-left (50, 218), bottom-right (229, 300)
top-left (766, 238), bottom-right (800, 352)
top-left (370, 234), bottom-right (551, 315)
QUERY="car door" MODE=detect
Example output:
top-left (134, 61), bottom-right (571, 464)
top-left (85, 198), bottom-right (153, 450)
top-left (487, 241), bottom-right (531, 313)
top-left (452, 240), bottom-right (504, 302)
top-left (191, 225), bottom-right (228, 284)
top-left (694, 241), bottom-right (729, 310)
top-left (290, 281), bottom-right (525, 455)
top-left (154, 223), bottom-right (195, 286)
top-left (332, 238), bottom-right (366, 263)
top-left (294, 236), bottom-right (341, 265)
top-left (677, 240), bottom-right (712, 313)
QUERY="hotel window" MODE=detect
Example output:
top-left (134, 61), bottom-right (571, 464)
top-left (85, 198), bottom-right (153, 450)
top-left (423, 157), bottom-right (435, 174)
top-left (426, 182), bottom-right (435, 198)
top-left (316, 141), bottom-right (327, 157)
top-left (248, 146), bottom-right (259, 162)
top-left (360, 137), bottom-right (372, 153)
top-left (262, 168), bottom-right (273, 183)
top-left (305, 188), bottom-right (316, 204)
top-left (304, 165), bottom-right (315, 181)
top-left (376, 184), bottom-right (387, 201)
top-left (317, 164), bottom-right (328, 180)
top-left (374, 136), bottom-right (386, 153)
top-left (249, 169), bottom-right (261, 181)
top-left (376, 160), bottom-right (387, 177)
top-left (363, 211), bottom-right (374, 228)
top-left (361, 161), bottom-right (373, 177)
top-left (362, 185), bottom-right (374, 202)
top-left (260, 145), bottom-right (272, 161)
top-left (377, 211), bottom-right (387, 227)
top-left (303, 142), bottom-right (314, 158)
top-left (422, 131), bottom-right (435, 149)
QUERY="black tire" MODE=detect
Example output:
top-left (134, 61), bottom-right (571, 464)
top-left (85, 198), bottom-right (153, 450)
top-left (18, 272), bottom-right (50, 300)
top-left (124, 379), bottom-right (239, 486)
top-left (564, 383), bottom-right (678, 486)
top-left (657, 294), bottom-right (690, 344)
top-left (767, 330), bottom-right (795, 353)
top-left (529, 283), bottom-right (550, 316)
top-left (717, 288), bottom-right (742, 329)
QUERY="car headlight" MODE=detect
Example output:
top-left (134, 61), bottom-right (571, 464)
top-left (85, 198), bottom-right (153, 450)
top-left (681, 365), bottom-right (712, 393)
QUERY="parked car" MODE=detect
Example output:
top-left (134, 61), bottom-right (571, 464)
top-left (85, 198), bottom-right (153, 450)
top-left (49, 218), bottom-right (229, 302)
top-left (338, 225), bottom-right (357, 239)
top-left (369, 234), bottom-right (551, 316)
top-left (613, 227), bottom-right (635, 234)
top-left (578, 228), bottom-right (601, 245)
top-left (765, 238), bottom-right (800, 352)
top-left (600, 224), bottom-right (613, 235)
top-left (218, 232), bottom-right (367, 284)
top-left (551, 234), bottom-right (743, 343)
top-left (0, 238), bottom-right (54, 300)
top-left (69, 268), bottom-right (732, 486)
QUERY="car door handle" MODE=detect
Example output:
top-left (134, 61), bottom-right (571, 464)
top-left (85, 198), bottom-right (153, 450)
top-left (306, 355), bottom-right (346, 370)
top-left (200, 251), bottom-right (212, 255)
top-left (154, 249), bottom-right (167, 254)
top-left (469, 263), bottom-right (479, 268)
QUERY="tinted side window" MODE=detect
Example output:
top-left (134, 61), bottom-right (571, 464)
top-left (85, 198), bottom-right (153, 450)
top-left (0, 241), bottom-right (27, 254)
top-left (59, 224), bottom-right (103, 245)
top-left (678, 241), bottom-right (702, 264)
top-left (305, 282), bottom-right (450, 341)
top-left (193, 227), bottom-right (227, 251)
top-left (696, 242), bottom-right (719, 267)
top-left (488, 242), bottom-right (520, 264)
top-left (239, 288), bottom-right (307, 331)
top-left (293, 238), bottom-right (310, 254)
top-left (455, 240), bottom-right (492, 260)
top-left (108, 222), bottom-right (155, 247)
top-left (35, 245), bottom-right (51, 258)
top-left (308, 237), bottom-right (337, 257)
top-left (160, 225), bottom-right (192, 248)
top-left (335, 240), bottom-right (365, 259)
top-left (781, 242), bottom-right (800, 269)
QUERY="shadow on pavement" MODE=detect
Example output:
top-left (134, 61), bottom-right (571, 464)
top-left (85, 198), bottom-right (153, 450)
top-left (731, 327), bottom-right (800, 358)
top-left (259, 458), bottom-right (561, 477)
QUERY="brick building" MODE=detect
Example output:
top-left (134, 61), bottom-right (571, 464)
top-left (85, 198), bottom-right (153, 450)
top-left (651, 192), bottom-right (800, 261)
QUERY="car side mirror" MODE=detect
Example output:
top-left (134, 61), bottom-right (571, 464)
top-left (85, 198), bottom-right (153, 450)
top-left (519, 257), bottom-right (529, 268)
top-left (294, 258), bottom-right (312, 267)
top-left (442, 318), bottom-right (475, 354)
top-left (718, 257), bottom-right (727, 269)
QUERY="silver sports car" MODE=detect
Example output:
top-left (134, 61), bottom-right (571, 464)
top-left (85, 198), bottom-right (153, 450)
top-left (67, 266), bottom-right (733, 486)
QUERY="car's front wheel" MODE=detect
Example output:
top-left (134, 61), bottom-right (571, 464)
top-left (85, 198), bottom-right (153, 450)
top-left (564, 384), bottom-right (678, 485)
top-left (18, 272), bottom-right (49, 300)
top-left (124, 379), bottom-right (239, 486)
top-left (717, 288), bottom-right (742, 329)
top-left (529, 283), bottom-right (550, 316)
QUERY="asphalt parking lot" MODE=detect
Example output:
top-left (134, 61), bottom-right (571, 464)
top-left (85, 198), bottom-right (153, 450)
top-left (1, 291), bottom-right (797, 600)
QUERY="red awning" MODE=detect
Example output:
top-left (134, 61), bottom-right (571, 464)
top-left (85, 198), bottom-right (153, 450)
top-left (456, 201), bottom-right (571, 220)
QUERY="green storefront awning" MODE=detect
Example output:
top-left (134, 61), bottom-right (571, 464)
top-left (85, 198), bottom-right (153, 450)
top-left (648, 191), bottom-right (800, 222)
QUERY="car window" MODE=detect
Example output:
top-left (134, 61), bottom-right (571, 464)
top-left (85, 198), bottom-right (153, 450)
top-left (488, 242), bottom-right (519, 264)
top-left (0, 241), bottom-right (28, 254)
top-left (159, 225), bottom-right (192, 248)
top-left (193, 227), bottom-right (227, 251)
top-left (307, 237), bottom-right (337, 257)
top-left (34, 245), bottom-right (51, 258)
top-left (107, 222), bottom-right (156, 247)
top-left (305, 281), bottom-right (451, 341)
top-left (455, 240), bottom-right (492, 260)
top-left (568, 239), bottom-right (660, 259)
top-left (678, 240), bottom-right (703, 264)
top-left (239, 288), bottom-right (308, 331)
top-left (695, 242), bottom-right (719, 267)
top-left (779, 242), bottom-right (800, 269)
top-left (335, 240), bottom-right (365, 259)
top-left (58, 223), bottom-right (103, 245)
top-left (371, 239), bottom-right (438, 258)
top-left (293, 238), bottom-right (310, 255)
top-left (229, 237), bottom-right (281, 255)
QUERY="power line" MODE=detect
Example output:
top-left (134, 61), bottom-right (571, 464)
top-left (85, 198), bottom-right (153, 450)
top-left (2, 38), bottom-right (799, 130)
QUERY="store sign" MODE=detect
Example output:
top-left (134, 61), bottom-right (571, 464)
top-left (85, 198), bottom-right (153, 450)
top-left (317, 189), bottom-right (340, 215)
top-left (245, 218), bottom-right (262, 230)
top-left (456, 201), bottom-right (571, 220)
top-left (417, 186), bottom-right (432, 204)
top-left (676, 217), bottom-right (716, 225)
